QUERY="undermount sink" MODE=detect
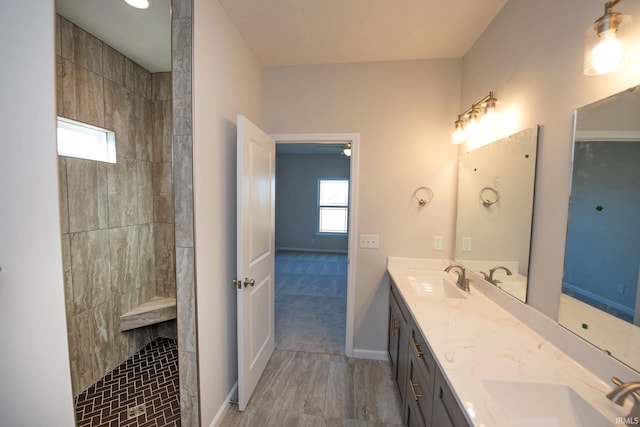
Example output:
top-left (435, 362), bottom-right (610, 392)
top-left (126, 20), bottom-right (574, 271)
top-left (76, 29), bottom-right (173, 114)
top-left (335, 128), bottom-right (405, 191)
top-left (407, 276), bottom-right (465, 299)
top-left (482, 380), bottom-right (611, 427)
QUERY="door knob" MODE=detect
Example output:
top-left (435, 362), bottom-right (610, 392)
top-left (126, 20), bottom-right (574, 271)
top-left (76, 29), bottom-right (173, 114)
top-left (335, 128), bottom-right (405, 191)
top-left (243, 278), bottom-right (255, 288)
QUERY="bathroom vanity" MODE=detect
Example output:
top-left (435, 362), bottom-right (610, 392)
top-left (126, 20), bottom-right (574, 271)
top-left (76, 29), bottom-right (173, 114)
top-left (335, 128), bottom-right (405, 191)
top-left (387, 257), bottom-right (629, 427)
top-left (389, 271), bottom-right (469, 427)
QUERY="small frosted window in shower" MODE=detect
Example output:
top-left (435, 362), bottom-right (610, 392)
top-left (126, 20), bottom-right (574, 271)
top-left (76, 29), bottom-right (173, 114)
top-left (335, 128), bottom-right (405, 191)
top-left (318, 179), bottom-right (349, 234)
top-left (56, 117), bottom-right (116, 163)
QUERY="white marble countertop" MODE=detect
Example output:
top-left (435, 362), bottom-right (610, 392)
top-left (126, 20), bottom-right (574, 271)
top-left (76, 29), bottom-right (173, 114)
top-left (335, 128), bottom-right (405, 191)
top-left (387, 257), bottom-right (628, 427)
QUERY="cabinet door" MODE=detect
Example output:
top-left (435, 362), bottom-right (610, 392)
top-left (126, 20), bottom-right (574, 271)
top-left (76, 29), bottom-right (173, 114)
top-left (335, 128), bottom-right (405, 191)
top-left (431, 369), bottom-right (471, 427)
top-left (389, 281), bottom-right (411, 412)
top-left (388, 303), bottom-right (399, 379)
top-left (389, 293), bottom-right (408, 405)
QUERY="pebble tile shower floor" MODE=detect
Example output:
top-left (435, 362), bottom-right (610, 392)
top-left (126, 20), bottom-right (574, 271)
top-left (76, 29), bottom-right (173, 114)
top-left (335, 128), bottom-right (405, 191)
top-left (74, 338), bottom-right (180, 427)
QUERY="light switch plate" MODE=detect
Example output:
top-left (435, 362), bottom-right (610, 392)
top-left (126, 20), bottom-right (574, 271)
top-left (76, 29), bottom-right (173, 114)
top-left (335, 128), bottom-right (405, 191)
top-left (359, 234), bottom-right (379, 249)
top-left (462, 237), bottom-right (472, 252)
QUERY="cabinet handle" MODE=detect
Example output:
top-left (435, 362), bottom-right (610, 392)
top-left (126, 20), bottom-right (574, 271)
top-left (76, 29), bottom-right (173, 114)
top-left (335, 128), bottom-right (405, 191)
top-left (412, 339), bottom-right (424, 358)
top-left (390, 314), bottom-right (398, 336)
top-left (409, 380), bottom-right (424, 401)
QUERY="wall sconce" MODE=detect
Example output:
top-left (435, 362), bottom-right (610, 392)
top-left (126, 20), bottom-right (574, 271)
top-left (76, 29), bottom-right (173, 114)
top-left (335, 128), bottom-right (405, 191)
top-left (584, 0), bottom-right (639, 75)
top-left (342, 143), bottom-right (352, 157)
top-left (451, 92), bottom-right (499, 145)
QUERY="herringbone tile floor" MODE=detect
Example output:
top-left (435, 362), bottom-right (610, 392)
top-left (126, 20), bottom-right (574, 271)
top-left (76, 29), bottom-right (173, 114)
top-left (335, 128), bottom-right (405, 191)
top-left (74, 337), bottom-right (180, 427)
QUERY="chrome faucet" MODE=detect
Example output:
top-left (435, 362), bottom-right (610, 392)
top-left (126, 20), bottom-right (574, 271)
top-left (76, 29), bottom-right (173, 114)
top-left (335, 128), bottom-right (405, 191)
top-left (444, 264), bottom-right (469, 292)
top-left (607, 378), bottom-right (640, 425)
top-left (487, 266), bottom-right (512, 285)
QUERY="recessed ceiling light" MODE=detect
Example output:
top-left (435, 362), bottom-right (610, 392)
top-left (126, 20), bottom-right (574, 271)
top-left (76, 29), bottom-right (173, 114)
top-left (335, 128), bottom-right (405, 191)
top-left (124, 0), bottom-right (150, 9)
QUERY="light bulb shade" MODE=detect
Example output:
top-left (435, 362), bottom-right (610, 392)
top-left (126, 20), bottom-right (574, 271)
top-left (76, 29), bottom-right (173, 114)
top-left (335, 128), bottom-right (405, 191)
top-left (584, 13), bottom-right (637, 75)
top-left (452, 118), bottom-right (465, 144)
top-left (452, 127), bottom-right (465, 144)
top-left (466, 114), bottom-right (479, 138)
top-left (480, 109), bottom-right (499, 142)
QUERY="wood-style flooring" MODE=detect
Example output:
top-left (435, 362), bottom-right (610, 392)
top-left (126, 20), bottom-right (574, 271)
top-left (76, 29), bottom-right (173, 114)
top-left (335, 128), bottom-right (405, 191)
top-left (220, 251), bottom-right (403, 426)
top-left (221, 350), bottom-right (403, 426)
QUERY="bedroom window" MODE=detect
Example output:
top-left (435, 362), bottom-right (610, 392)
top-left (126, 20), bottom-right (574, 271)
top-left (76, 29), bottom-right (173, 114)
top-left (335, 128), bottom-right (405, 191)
top-left (318, 179), bottom-right (349, 234)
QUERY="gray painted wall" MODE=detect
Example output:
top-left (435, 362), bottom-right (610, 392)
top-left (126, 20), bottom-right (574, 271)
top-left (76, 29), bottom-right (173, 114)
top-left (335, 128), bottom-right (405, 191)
top-left (276, 153), bottom-right (350, 253)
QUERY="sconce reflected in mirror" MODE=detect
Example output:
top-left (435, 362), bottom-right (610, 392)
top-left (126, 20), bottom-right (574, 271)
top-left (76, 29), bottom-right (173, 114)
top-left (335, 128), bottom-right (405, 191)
top-left (480, 186), bottom-right (500, 207)
top-left (584, 0), bottom-right (640, 75)
top-left (452, 91), bottom-right (500, 145)
top-left (341, 143), bottom-right (352, 157)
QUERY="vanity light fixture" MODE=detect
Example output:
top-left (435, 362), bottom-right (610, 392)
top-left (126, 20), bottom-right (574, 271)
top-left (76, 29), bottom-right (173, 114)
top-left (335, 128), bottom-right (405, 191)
top-left (451, 91), bottom-right (499, 145)
top-left (124, 0), bottom-right (150, 9)
top-left (584, 0), bottom-right (638, 75)
top-left (342, 143), bottom-right (352, 157)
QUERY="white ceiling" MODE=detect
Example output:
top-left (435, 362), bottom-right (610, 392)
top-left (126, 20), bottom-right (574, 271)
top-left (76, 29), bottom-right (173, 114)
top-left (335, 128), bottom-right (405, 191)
top-left (55, 0), bottom-right (172, 72)
top-left (55, 0), bottom-right (507, 72)
top-left (219, 0), bottom-right (509, 67)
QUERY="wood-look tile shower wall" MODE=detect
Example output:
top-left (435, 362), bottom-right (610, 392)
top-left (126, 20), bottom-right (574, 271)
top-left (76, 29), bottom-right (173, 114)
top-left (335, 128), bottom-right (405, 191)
top-left (54, 15), bottom-right (176, 396)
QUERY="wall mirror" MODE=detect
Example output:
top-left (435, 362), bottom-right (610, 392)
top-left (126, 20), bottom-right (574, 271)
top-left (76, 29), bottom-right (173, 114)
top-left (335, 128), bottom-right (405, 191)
top-left (559, 85), bottom-right (640, 373)
top-left (454, 127), bottom-right (539, 302)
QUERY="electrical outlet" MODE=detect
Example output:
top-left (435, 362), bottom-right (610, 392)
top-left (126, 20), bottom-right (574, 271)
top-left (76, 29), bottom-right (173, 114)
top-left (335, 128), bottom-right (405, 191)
top-left (617, 283), bottom-right (625, 295)
top-left (359, 234), bottom-right (379, 249)
top-left (433, 236), bottom-right (443, 251)
top-left (462, 237), bottom-right (472, 252)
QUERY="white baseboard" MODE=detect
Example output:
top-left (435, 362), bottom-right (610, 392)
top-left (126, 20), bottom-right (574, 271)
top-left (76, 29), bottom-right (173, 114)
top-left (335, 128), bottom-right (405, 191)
top-left (209, 381), bottom-right (238, 427)
top-left (351, 348), bottom-right (389, 361)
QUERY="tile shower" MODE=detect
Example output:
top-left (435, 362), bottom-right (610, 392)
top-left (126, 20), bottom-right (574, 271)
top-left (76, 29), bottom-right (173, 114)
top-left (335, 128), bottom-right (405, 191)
top-left (55, 14), bottom-right (178, 422)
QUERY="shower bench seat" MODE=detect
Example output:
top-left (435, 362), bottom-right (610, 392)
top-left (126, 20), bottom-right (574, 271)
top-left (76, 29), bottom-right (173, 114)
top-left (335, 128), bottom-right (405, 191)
top-left (119, 296), bottom-right (177, 331)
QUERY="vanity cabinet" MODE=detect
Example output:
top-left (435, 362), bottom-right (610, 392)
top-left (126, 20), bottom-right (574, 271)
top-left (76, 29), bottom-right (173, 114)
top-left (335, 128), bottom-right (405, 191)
top-left (389, 279), bottom-right (471, 427)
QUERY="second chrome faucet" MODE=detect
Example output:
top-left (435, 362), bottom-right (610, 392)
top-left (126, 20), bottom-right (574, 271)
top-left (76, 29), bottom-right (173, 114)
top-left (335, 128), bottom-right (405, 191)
top-left (481, 265), bottom-right (513, 286)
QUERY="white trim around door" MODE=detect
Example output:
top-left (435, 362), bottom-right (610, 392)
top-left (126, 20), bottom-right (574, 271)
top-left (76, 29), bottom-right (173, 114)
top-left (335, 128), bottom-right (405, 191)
top-left (271, 132), bottom-right (359, 358)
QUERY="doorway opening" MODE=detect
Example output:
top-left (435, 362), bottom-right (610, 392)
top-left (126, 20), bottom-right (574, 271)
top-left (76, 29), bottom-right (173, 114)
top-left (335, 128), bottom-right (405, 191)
top-left (273, 133), bottom-right (359, 357)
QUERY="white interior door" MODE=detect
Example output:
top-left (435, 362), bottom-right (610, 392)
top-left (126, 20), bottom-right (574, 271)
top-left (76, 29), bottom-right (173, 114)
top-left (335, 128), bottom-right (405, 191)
top-left (236, 115), bottom-right (276, 411)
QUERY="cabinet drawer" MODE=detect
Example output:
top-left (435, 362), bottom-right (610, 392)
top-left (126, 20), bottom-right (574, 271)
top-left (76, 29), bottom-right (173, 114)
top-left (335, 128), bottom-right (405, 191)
top-left (409, 321), bottom-right (436, 398)
top-left (405, 347), bottom-right (433, 426)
